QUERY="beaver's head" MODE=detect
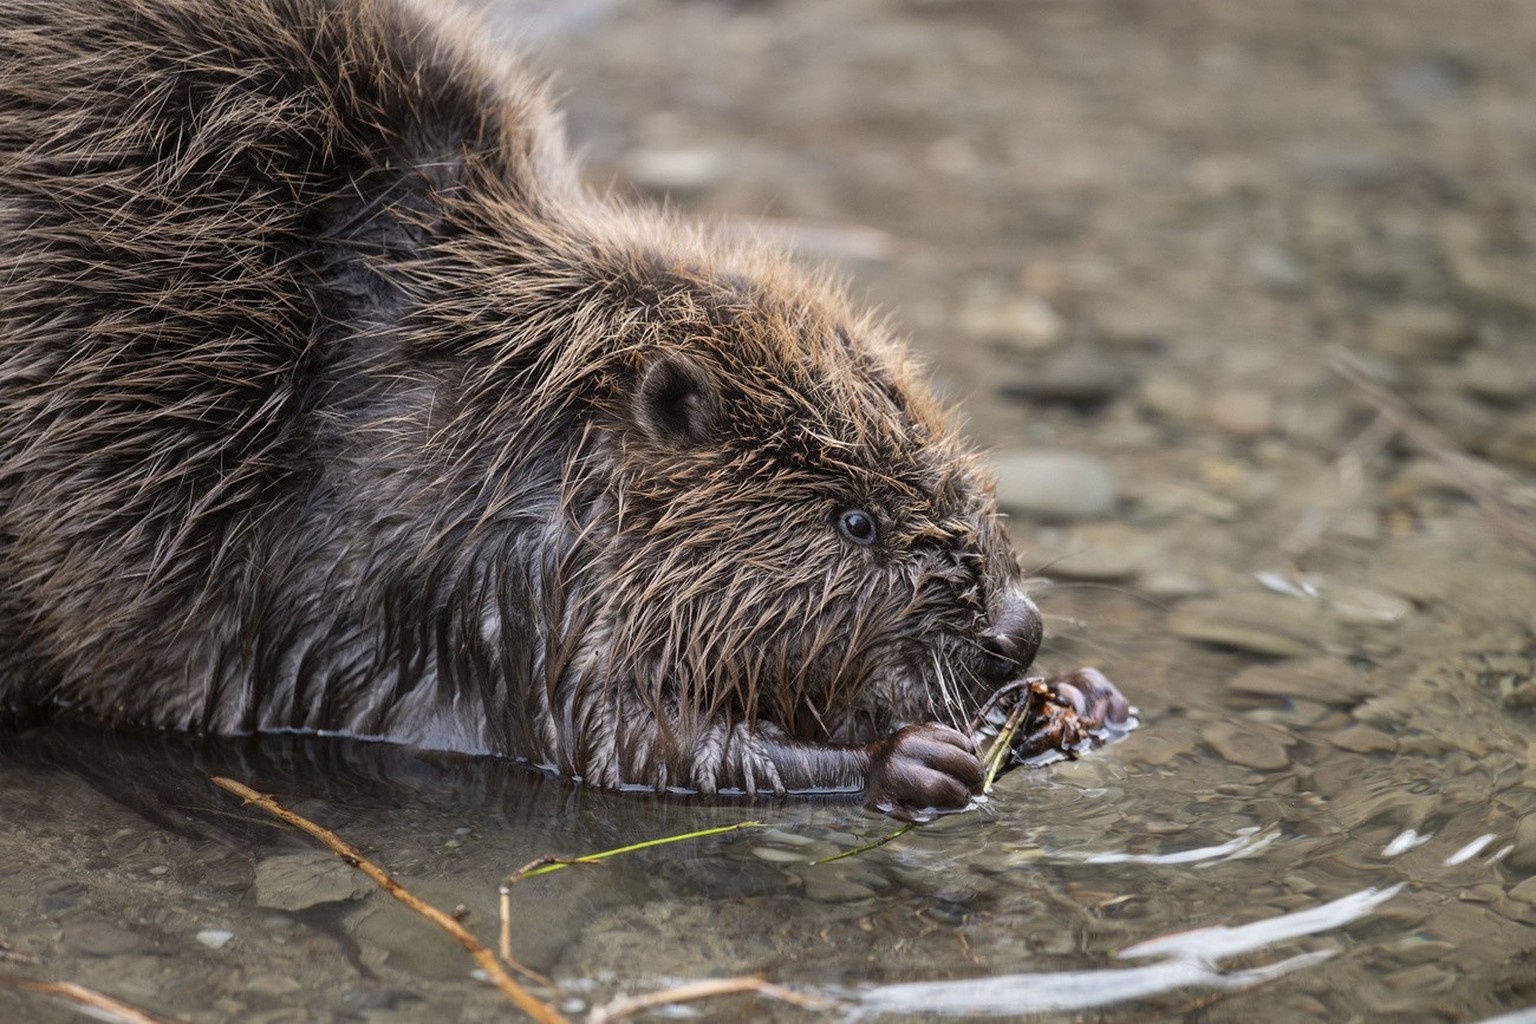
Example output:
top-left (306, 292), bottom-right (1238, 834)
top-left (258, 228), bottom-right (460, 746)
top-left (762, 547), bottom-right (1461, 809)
top-left (562, 255), bottom-right (1041, 747)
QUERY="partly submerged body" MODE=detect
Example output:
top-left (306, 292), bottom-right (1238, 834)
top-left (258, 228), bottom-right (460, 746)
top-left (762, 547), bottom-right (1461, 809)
top-left (0, 0), bottom-right (1126, 817)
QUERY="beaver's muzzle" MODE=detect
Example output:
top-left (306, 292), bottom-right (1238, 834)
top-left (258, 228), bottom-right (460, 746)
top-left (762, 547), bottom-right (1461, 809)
top-left (977, 587), bottom-right (1044, 683)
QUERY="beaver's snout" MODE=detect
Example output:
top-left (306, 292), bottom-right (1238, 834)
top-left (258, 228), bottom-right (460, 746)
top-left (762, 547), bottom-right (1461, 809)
top-left (977, 588), bottom-right (1043, 683)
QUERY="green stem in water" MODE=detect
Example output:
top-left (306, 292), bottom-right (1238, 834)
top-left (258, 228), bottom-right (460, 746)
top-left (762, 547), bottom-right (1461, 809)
top-left (809, 824), bottom-right (914, 865)
top-left (980, 700), bottom-right (1030, 793)
top-left (514, 820), bottom-right (765, 881)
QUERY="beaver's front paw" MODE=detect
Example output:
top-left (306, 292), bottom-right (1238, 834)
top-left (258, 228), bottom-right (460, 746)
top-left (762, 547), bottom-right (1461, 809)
top-left (866, 723), bottom-right (984, 823)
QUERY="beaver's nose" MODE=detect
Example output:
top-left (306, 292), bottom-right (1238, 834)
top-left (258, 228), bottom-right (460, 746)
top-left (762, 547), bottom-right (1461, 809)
top-left (978, 588), bottom-right (1043, 683)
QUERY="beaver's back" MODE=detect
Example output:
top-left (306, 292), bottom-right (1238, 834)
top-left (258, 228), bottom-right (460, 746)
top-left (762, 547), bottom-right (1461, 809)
top-left (0, 1), bottom-right (1063, 817)
top-left (0, 0), bottom-right (575, 721)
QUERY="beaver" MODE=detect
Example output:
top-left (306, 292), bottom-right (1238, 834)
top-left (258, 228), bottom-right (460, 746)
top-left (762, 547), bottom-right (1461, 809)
top-left (0, 0), bottom-right (1127, 820)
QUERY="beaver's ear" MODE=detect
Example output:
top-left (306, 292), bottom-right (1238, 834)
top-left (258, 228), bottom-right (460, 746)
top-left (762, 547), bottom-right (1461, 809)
top-left (635, 353), bottom-right (721, 444)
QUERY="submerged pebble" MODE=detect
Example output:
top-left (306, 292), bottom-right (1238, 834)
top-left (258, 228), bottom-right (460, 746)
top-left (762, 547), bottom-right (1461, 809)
top-left (1028, 523), bottom-right (1152, 581)
top-left (348, 882), bottom-right (497, 981)
top-left (1245, 243), bottom-right (1308, 293)
top-left (1200, 720), bottom-right (1294, 771)
top-left (797, 861), bottom-right (886, 903)
top-left (1323, 585), bottom-right (1412, 626)
top-left (1171, 580), bottom-right (1411, 660)
top-left (750, 844), bottom-right (815, 864)
top-left (997, 348), bottom-right (1132, 406)
top-left (1506, 814), bottom-right (1536, 874)
top-left (991, 450), bottom-right (1118, 521)
top-left (1207, 388), bottom-right (1275, 438)
top-left (1510, 877), bottom-right (1536, 905)
top-left (1329, 723), bottom-right (1398, 754)
top-left (622, 145), bottom-right (728, 195)
top-left (1121, 732), bottom-right (1197, 768)
top-left (1138, 570), bottom-right (1213, 599)
top-left (61, 916), bottom-right (143, 957)
top-left (1226, 658), bottom-right (1374, 706)
top-left (1458, 347), bottom-right (1535, 403)
top-left (1367, 304), bottom-right (1475, 361)
top-left (1138, 371), bottom-right (1204, 423)
top-left (727, 217), bottom-right (896, 265)
top-left (254, 852), bottom-right (370, 912)
top-left (1169, 594), bottom-right (1322, 658)
top-left (958, 290), bottom-right (1065, 351)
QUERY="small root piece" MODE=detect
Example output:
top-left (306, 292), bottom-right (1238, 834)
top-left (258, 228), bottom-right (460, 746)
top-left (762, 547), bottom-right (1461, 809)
top-left (0, 975), bottom-right (179, 1024)
top-left (588, 976), bottom-right (842, 1024)
top-left (497, 822), bottom-right (762, 966)
top-left (500, 856), bottom-right (600, 965)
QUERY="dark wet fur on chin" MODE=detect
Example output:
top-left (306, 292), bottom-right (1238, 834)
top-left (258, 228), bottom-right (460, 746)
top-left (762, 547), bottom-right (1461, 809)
top-left (0, 0), bottom-right (1034, 803)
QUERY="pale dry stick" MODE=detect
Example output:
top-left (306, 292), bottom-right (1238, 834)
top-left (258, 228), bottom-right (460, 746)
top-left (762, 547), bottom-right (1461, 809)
top-left (0, 975), bottom-right (178, 1024)
top-left (1329, 346), bottom-right (1536, 552)
top-left (499, 822), bottom-right (763, 968)
top-left (209, 777), bottom-right (567, 1024)
top-left (588, 976), bottom-right (843, 1024)
top-left (0, 936), bottom-right (38, 965)
top-left (500, 855), bottom-right (600, 966)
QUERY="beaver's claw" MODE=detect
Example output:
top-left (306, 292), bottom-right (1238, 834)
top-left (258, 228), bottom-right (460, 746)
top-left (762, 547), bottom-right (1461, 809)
top-left (865, 723), bottom-right (983, 823)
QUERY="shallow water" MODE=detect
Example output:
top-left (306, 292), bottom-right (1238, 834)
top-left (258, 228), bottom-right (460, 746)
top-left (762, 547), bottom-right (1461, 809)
top-left (4, 0), bottom-right (1536, 1020)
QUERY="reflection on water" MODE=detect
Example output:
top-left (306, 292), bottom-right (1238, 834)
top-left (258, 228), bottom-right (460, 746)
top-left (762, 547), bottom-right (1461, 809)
top-left (855, 884), bottom-right (1400, 1016)
top-left (1079, 823), bottom-right (1280, 865)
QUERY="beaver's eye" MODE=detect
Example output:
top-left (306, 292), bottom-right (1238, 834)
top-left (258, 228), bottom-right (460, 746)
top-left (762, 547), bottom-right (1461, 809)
top-left (837, 509), bottom-right (877, 546)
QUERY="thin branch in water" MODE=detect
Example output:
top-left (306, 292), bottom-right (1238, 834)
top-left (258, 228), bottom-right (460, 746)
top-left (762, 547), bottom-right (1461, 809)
top-left (966, 676), bottom-right (1051, 792)
top-left (1329, 346), bottom-right (1536, 552)
top-left (207, 787), bottom-right (821, 1022)
top-left (588, 976), bottom-right (842, 1024)
top-left (0, 938), bottom-right (37, 966)
top-left (209, 776), bottom-right (567, 1024)
top-left (967, 676), bottom-right (1039, 734)
top-left (1283, 409), bottom-right (1396, 555)
top-left (0, 975), bottom-right (179, 1024)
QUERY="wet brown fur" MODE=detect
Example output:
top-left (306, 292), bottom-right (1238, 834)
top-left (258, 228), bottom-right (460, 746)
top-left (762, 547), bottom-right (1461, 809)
top-left (0, 0), bottom-right (1036, 799)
